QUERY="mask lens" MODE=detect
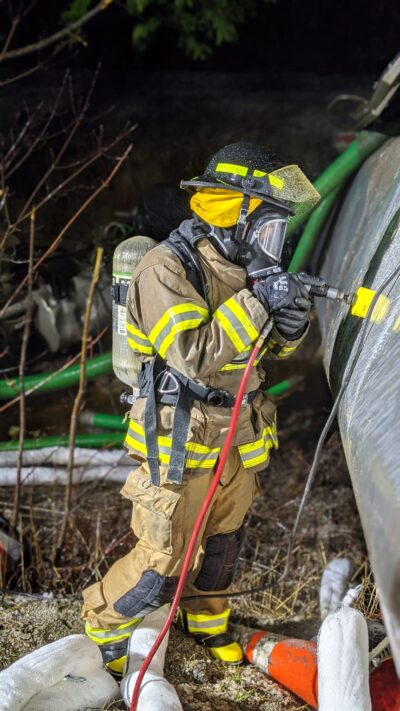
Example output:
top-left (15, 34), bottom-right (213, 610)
top-left (251, 218), bottom-right (287, 262)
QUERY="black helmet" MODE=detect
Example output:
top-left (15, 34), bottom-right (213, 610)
top-left (181, 142), bottom-right (319, 269)
top-left (181, 142), bottom-right (292, 214)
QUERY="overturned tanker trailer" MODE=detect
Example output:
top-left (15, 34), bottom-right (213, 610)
top-left (316, 136), bottom-right (400, 672)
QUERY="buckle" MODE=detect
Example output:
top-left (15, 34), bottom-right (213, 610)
top-left (241, 393), bottom-right (249, 407)
top-left (120, 389), bottom-right (139, 406)
top-left (158, 371), bottom-right (180, 396)
top-left (207, 389), bottom-right (230, 407)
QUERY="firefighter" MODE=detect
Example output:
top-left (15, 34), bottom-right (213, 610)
top-left (82, 142), bottom-right (319, 675)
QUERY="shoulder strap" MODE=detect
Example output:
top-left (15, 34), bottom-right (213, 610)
top-left (164, 232), bottom-right (208, 304)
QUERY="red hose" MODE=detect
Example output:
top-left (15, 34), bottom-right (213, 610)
top-left (129, 331), bottom-right (267, 710)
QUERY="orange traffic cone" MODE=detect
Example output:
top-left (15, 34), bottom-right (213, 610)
top-left (246, 629), bottom-right (400, 710)
top-left (245, 630), bottom-right (318, 707)
top-left (370, 659), bottom-right (400, 711)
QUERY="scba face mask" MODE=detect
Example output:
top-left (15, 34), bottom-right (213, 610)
top-left (246, 211), bottom-right (288, 263)
top-left (236, 208), bottom-right (290, 275)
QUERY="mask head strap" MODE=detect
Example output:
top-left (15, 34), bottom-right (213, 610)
top-left (233, 193), bottom-right (250, 245)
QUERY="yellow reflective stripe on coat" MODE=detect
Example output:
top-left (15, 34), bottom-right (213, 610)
top-left (148, 303), bottom-right (209, 358)
top-left (125, 420), bottom-right (220, 469)
top-left (184, 608), bottom-right (230, 635)
top-left (238, 423), bottom-right (279, 469)
top-left (126, 322), bottom-right (154, 355)
top-left (214, 297), bottom-right (259, 353)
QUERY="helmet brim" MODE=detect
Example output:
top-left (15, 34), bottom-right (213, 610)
top-left (180, 178), bottom-right (294, 216)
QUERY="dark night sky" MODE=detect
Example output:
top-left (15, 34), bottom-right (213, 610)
top-left (2, 0), bottom-right (399, 77)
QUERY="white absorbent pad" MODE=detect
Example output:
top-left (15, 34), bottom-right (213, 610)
top-left (120, 605), bottom-right (183, 711)
top-left (23, 669), bottom-right (119, 710)
top-left (318, 606), bottom-right (372, 711)
top-left (0, 634), bottom-right (119, 711)
top-left (319, 558), bottom-right (355, 620)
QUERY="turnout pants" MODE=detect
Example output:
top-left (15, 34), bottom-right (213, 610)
top-left (81, 448), bottom-right (261, 630)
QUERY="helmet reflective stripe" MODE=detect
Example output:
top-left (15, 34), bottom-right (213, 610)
top-left (215, 162), bottom-right (285, 190)
top-left (215, 162), bottom-right (248, 177)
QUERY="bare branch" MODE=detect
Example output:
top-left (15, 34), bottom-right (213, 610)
top-left (0, 0), bottom-right (114, 63)
top-left (11, 67), bottom-right (99, 219)
top-left (2, 102), bottom-right (44, 171)
top-left (17, 123), bottom-right (136, 222)
top-left (0, 15), bottom-right (19, 60)
top-left (0, 142), bottom-right (132, 319)
top-left (12, 207), bottom-right (35, 528)
top-left (55, 246), bottom-right (104, 559)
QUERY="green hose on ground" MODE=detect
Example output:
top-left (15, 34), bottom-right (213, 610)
top-left (0, 432), bottom-right (125, 451)
top-left (0, 352), bottom-right (112, 400)
top-left (80, 411), bottom-right (128, 431)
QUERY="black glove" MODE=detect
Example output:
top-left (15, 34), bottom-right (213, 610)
top-left (253, 272), bottom-right (312, 339)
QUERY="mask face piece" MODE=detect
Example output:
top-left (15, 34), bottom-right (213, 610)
top-left (246, 211), bottom-right (288, 263)
top-left (236, 209), bottom-right (289, 271)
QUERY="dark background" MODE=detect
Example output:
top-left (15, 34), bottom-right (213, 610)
top-left (4, 0), bottom-right (399, 76)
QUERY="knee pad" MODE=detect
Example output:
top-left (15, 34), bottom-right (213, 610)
top-left (114, 570), bottom-right (178, 618)
top-left (194, 525), bottom-right (245, 591)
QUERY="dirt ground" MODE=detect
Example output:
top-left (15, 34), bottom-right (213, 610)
top-left (0, 350), bottom-right (371, 709)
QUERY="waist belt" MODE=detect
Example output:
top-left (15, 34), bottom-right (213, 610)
top-left (156, 368), bottom-right (259, 408)
top-left (140, 357), bottom-right (259, 487)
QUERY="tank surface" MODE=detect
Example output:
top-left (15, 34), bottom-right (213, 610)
top-left (317, 136), bottom-right (400, 672)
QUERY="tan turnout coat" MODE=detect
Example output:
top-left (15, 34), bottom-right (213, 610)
top-left (124, 233), bottom-right (306, 478)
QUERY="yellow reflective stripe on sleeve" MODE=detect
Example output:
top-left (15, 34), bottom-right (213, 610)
top-left (226, 297), bottom-right (259, 341)
top-left (125, 420), bottom-right (220, 469)
top-left (267, 338), bottom-right (298, 358)
top-left (157, 317), bottom-right (205, 358)
top-left (149, 303), bottom-right (208, 358)
top-left (126, 322), bottom-right (154, 355)
top-left (214, 297), bottom-right (259, 353)
top-left (127, 337), bottom-right (154, 355)
top-left (220, 361), bottom-right (248, 371)
top-left (277, 344), bottom-right (298, 358)
top-left (214, 308), bottom-right (246, 352)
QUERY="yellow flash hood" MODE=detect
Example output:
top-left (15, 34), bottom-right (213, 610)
top-left (190, 188), bottom-right (263, 228)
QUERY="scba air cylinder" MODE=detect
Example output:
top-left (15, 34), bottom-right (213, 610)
top-left (112, 235), bottom-right (157, 388)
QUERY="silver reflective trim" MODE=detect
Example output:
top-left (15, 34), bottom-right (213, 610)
top-left (187, 617), bottom-right (228, 630)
